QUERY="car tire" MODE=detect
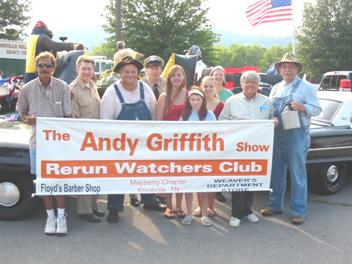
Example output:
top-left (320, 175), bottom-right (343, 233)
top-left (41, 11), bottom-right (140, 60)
top-left (0, 173), bottom-right (37, 220)
top-left (308, 163), bottom-right (347, 195)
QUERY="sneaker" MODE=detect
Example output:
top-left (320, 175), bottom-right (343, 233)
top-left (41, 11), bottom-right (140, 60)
top-left (246, 213), bottom-right (259, 223)
top-left (44, 216), bottom-right (56, 235)
top-left (201, 216), bottom-right (213, 226)
top-left (229, 217), bottom-right (241, 227)
top-left (181, 215), bottom-right (193, 225)
top-left (56, 216), bottom-right (67, 236)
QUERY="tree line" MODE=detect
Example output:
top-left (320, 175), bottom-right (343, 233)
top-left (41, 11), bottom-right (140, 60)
top-left (2, 0), bottom-right (352, 81)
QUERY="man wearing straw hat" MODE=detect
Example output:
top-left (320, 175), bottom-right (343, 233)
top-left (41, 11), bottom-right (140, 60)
top-left (260, 53), bottom-right (321, 225)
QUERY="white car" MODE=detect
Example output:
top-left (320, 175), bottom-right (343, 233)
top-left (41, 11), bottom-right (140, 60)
top-left (92, 56), bottom-right (113, 77)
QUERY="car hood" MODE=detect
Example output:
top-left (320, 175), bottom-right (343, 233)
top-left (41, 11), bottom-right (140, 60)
top-left (0, 120), bottom-right (30, 148)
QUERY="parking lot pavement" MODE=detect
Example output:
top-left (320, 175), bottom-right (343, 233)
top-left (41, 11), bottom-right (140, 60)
top-left (1, 177), bottom-right (352, 264)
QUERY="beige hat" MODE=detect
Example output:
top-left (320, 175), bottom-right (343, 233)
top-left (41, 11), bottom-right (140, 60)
top-left (113, 48), bottom-right (139, 66)
top-left (274, 53), bottom-right (303, 72)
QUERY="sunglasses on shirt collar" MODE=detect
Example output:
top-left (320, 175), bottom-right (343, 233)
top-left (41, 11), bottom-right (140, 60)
top-left (37, 63), bottom-right (54, 69)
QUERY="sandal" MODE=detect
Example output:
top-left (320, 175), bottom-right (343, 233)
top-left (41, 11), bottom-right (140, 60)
top-left (181, 215), bottom-right (193, 225)
top-left (164, 208), bottom-right (175, 219)
top-left (201, 216), bottom-right (213, 226)
top-left (207, 209), bottom-right (216, 217)
top-left (174, 208), bottom-right (186, 218)
top-left (192, 207), bottom-right (202, 217)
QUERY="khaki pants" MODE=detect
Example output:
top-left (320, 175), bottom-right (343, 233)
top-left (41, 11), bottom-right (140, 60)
top-left (77, 195), bottom-right (99, 215)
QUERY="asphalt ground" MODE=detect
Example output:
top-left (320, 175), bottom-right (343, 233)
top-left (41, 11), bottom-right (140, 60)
top-left (1, 177), bottom-right (351, 264)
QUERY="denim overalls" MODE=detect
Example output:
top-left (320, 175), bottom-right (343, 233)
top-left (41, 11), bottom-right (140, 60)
top-left (107, 81), bottom-right (156, 211)
top-left (268, 80), bottom-right (310, 217)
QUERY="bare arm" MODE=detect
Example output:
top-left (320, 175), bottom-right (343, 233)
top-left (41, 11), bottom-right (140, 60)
top-left (38, 35), bottom-right (76, 52)
top-left (156, 93), bottom-right (166, 120)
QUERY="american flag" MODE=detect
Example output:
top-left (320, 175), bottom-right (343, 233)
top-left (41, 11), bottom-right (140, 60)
top-left (246, 0), bottom-right (292, 26)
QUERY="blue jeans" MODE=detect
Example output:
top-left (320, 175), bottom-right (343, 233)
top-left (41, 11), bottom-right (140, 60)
top-left (29, 147), bottom-right (36, 175)
top-left (268, 127), bottom-right (310, 217)
top-left (107, 194), bottom-right (125, 211)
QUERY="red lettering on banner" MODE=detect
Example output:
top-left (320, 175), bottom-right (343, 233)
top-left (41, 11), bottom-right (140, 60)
top-left (236, 142), bottom-right (270, 152)
top-left (147, 133), bottom-right (224, 152)
top-left (43, 130), bottom-right (70, 141)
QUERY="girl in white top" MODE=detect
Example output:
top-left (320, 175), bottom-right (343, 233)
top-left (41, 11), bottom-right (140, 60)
top-left (180, 87), bottom-right (216, 226)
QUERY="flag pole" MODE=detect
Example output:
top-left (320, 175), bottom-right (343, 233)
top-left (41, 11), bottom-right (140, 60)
top-left (292, 0), bottom-right (296, 54)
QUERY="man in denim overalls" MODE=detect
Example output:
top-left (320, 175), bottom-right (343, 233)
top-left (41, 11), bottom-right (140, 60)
top-left (100, 57), bottom-right (165, 223)
top-left (260, 53), bottom-right (321, 225)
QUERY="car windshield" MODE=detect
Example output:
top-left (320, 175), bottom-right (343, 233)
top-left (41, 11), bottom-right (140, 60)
top-left (319, 74), bottom-right (347, 90)
top-left (101, 62), bottom-right (113, 71)
top-left (313, 99), bottom-right (341, 123)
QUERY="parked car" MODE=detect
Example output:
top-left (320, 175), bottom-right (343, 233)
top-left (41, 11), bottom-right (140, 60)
top-left (319, 71), bottom-right (352, 91)
top-left (0, 120), bottom-right (34, 220)
top-left (92, 56), bottom-right (113, 77)
top-left (307, 91), bottom-right (352, 194)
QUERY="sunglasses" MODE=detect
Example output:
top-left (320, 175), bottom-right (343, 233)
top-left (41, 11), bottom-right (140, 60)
top-left (37, 63), bottom-right (54, 69)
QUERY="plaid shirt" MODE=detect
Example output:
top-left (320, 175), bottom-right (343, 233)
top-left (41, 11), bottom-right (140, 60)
top-left (16, 76), bottom-right (71, 148)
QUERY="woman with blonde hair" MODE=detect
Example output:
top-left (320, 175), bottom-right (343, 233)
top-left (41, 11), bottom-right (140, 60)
top-left (210, 67), bottom-right (233, 203)
top-left (156, 64), bottom-right (188, 219)
top-left (210, 66), bottom-right (233, 103)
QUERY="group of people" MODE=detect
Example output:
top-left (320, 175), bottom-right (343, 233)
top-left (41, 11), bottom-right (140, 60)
top-left (16, 21), bottom-right (322, 236)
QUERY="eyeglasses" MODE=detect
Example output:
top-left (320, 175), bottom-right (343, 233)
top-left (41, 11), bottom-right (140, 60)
top-left (37, 64), bottom-right (54, 69)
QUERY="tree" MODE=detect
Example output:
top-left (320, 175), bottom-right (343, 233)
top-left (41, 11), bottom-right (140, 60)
top-left (297, 0), bottom-right (352, 79)
top-left (260, 44), bottom-right (291, 71)
top-left (212, 44), bottom-right (290, 71)
top-left (0, 0), bottom-right (31, 40)
top-left (91, 42), bottom-right (116, 59)
top-left (101, 0), bottom-right (218, 63)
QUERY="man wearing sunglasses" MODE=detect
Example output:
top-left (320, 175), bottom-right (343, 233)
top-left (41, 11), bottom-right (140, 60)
top-left (17, 51), bottom-right (72, 236)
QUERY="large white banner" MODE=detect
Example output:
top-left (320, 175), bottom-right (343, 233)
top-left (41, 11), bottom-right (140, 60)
top-left (35, 118), bottom-right (274, 195)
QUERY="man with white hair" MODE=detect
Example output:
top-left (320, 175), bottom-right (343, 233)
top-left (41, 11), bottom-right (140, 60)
top-left (260, 53), bottom-right (321, 225)
top-left (219, 70), bottom-right (276, 227)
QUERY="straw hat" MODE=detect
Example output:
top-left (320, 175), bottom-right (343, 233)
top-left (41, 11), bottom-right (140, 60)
top-left (114, 56), bottom-right (143, 73)
top-left (274, 53), bottom-right (303, 72)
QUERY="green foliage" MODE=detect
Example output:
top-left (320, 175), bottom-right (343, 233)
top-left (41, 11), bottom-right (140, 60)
top-left (212, 43), bottom-right (291, 71)
top-left (0, 0), bottom-right (31, 40)
top-left (101, 0), bottom-right (219, 63)
top-left (260, 45), bottom-right (292, 70)
top-left (90, 38), bottom-right (116, 58)
top-left (297, 0), bottom-right (352, 79)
